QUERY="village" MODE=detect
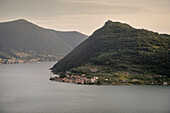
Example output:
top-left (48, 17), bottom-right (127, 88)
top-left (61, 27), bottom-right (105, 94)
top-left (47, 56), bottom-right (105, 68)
top-left (49, 68), bottom-right (169, 85)
top-left (0, 51), bottom-right (60, 64)
top-left (49, 73), bottom-right (169, 85)
top-left (0, 55), bottom-right (58, 64)
top-left (49, 71), bottom-right (99, 84)
top-left (0, 57), bottom-right (44, 64)
top-left (0, 58), bottom-right (25, 64)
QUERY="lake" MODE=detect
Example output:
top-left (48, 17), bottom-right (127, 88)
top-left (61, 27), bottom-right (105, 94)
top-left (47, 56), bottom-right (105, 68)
top-left (0, 62), bottom-right (169, 113)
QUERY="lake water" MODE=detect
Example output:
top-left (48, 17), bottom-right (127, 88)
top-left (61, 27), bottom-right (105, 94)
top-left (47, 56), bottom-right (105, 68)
top-left (0, 62), bottom-right (169, 113)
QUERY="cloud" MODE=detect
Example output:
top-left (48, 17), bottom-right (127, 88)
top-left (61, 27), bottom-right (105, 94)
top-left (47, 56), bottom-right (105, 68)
top-left (59, 0), bottom-right (145, 15)
top-left (63, 0), bottom-right (170, 14)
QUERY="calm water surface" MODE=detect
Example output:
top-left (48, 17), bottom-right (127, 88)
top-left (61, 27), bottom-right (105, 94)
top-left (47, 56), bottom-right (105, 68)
top-left (0, 62), bottom-right (169, 113)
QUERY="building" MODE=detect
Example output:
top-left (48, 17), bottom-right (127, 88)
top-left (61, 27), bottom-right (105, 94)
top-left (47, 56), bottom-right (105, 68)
top-left (81, 74), bottom-right (85, 76)
top-left (62, 78), bottom-right (72, 83)
top-left (122, 79), bottom-right (127, 83)
top-left (163, 82), bottom-right (168, 85)
top-left (89, 68), bottom-right (97, 72)
top-left (132, 79), bottom-right (138, 82)
top-left (94, 76), bottom-right (99, 80)
top-left (91, 78), bottom-right (97, 83)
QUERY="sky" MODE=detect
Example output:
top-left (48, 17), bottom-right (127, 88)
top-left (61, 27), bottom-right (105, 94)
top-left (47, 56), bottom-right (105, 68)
top-left (0, 0), bottom-right (170, 35)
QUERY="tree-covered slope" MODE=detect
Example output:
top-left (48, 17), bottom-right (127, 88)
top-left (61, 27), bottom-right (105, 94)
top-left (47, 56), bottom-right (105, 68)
top-left (52, 20), bottom-right (170, 79)
top-left (0, 19), bottom-right (88, 62)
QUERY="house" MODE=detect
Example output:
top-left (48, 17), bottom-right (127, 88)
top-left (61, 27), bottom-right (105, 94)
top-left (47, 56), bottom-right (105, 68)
top-left (66, 74), bottom-right (70, 78)
top-left (84, 79), bottom-right (91, 84)
top-left (89, 68), bottom-right (98, 72)
top-left (62, 78), bottom-right (72, 83)
top-left (49, 75), bottom-right (60, 80)
top-left (55, 75), bottom-right (60, 78)
top-left (7, 59), bottom-right (16, 64)
top-left (75, 79), bottom-right (84, 84)
top-left (81, 80), bottom-right (85, 84)
top-left (70, 75), bottom-right (74, 78)
top-left (91, 78), bottom-right (95, 83)
top-left (74, 76), bottom-right (81, 79)
top-left (91, 78), bottom-right (97, 83)
top-left (66, 71), bottom-right (71, 74)
top-left (81, 74), bottom-right (85, 76)
top-left (81, 77), bottom-right (87, 80)
top-left (163, 82), bottom-right (168, 85)
top-left (132, 79), bottom-right (138, 82)
top-left (122, 79), bottom-right (127, 83)
top-left (94, 76), bottom-right (99, 80)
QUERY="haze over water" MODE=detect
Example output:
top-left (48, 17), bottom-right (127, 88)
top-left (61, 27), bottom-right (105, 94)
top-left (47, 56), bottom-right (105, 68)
top-left (0, 62), bottom-right (169, 113)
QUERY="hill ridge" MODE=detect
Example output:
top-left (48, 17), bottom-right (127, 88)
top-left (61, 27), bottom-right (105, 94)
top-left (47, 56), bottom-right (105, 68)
top-left (51, 20), bottom-right (170, 85)
top-left (0, 19), bottom-right (88, 64)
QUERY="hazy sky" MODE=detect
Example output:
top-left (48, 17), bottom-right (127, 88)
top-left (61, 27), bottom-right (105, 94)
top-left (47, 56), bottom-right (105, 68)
top-left (0, 0), bottom-right (170, 35)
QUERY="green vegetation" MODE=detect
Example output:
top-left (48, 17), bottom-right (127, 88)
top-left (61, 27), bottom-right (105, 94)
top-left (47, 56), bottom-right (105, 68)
top-left (52, 20), bottom-right (170, 85)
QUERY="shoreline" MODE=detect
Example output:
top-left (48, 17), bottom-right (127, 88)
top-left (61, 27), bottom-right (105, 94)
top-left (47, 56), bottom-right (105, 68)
top-left (0, 60), bottom-right (57, 65)
top-left (49, 76), bottom-right (169, 86)
top-left (49, 79), bottom-right (169, 86)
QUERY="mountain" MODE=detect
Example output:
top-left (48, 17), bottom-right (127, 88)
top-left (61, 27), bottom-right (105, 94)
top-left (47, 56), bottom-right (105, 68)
top-left (0, 19), bottom-right (88, 63)
top-left (51, 20), bottom-right (170, 85)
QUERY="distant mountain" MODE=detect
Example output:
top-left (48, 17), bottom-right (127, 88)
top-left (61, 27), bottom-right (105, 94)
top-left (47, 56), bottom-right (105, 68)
top-left (51, 20), bottom-right (170, 85)
top-left (0, 19), bottom-right (87, 63)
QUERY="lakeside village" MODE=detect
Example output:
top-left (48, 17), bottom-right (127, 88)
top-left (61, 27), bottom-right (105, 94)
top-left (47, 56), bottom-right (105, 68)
top-left (0, 51), bottom-right (62, 64)
top-left (0, 53), bottom-right (61, 64)
top-left (50, 71), bottom-right (99, 85)
top-left (0, 57), bottom-right (38, 64)
top-left (49, 68), bottom-right (169, 85)
top-left (0, 57), bottom-right (58, 64)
